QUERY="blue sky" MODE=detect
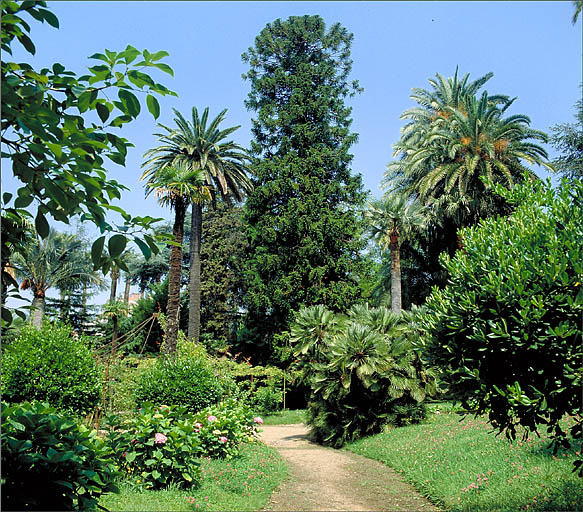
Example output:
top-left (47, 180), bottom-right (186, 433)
top-left (4, 1), bottom-right (582, 303)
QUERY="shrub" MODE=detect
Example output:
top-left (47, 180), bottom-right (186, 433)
top-left (134, 355), bottom-right (224, 413)
top-left (1, 401), bottom-right (118, 511)
top-left (194, 398), bottom-right (262, 459)
top-left (104, 403), bottom-right (202, 490)
top-left (1, 323), bottom-right (101, 414)
top-left (291, 304), bottom-right (436, 447)
top-left (424, 178), bottom-right (583, 472)
top-left (251, 385), bottom-right (283, 414)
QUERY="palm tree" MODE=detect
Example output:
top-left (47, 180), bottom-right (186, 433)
top-left (573, 1), bottom-right (583, 24)
top-left (386, 70), bottom-right (552, 235)
top-left (142, 162), bottom-right (210, 354)
top-left (408, 93), bottom-right (551, 226)
top-left (14, 229), bottom-right (94, 328)
top-left (142, 107), bottom-right (252, 343)
top-left (366, 194), bottom-right (428, 314)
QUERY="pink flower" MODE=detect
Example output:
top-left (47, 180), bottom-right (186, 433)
top-left (207, 415), bottom-right (217, 423)
top-left (154, 433), bottom-right (167, 444)
top-left (195, 422), bottom-right (203, 428)
top-left (254, 416), bottom-right (263, 424)
top-left (219, 436), bottom-right (228, 443)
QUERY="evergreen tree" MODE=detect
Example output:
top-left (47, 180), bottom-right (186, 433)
top-left (241, 15), bottom-right (368, 359)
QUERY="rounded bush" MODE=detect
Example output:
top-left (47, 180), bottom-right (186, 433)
top-left (134, 355), bottom-right (224, 413)
top-left (1, 323), bottom-right (101, 414)
top-left (1, 401), bottom-right (118, 511)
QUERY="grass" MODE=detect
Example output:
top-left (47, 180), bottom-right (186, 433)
top-left (262, 408), bottom-right (307, 425)
top-left (100, 442), bottom-right (288, 511)
top-left (345, 411), bottom-right (582, 512)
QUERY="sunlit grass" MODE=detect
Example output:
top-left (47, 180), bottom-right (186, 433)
top-left (262, 408), bottom-right (307, 425)
top-left (345, 411), bottom-right (582, 511)
top-left (100, 442), bottom-right (287, 511)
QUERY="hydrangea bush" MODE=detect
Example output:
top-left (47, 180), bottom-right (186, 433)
top-left (104, 403), bottom-right (202, 490)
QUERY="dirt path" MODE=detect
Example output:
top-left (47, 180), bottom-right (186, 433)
top-left (261, 424), bottom-right (440, 512)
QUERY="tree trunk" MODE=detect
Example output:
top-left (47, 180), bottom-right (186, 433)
top-left (31, 292), bottom-right (46, 328)
top-left (389, 230), bottom-right (402, 315)
top-left (165, 199), bottom-right (187, 354)
top-left (188, 203), bottom-right (203, 343)
top-left (123, 275), bottom-right (131, 304)
top-left (109, 267), bottom-right (119, 302)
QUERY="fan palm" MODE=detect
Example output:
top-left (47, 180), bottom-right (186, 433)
top-left (142, 107), bottom-right (251, 343)
top-left (366, 194), bottom-right (428, 314)
top-left (14, 229), bottom-right (95, 328)
top-left (142, 162), bottom-right (210, 354)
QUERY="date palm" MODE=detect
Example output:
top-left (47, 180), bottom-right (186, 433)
top-left (142, 107), bottom-right (251, 344)
top-left (142, 162), bottom-right (210, 354)
top-left (366, 194), bottom-right (428, 314)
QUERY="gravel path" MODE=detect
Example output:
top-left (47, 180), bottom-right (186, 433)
top-left (260, 424), bottom-right (440, 512)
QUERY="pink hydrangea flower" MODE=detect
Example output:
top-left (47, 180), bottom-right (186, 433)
top-left (219, 436), bottom-right (228, 443)
top-left (207, 415), bottom-right (217, 423)
top-left (154, 432), bottom-right (167, 444)
top-left (254, 416), bottom-right (263, 424)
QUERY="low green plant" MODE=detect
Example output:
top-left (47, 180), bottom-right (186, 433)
top-left (134, 355), bottom-right (224, 413)
top-left (1, 322), bottom-right (101, 414)
top-left (194, 398), bottom-right (262, 459)
top-left (1, 401), bottom-right (119, 511)
top-left (104, 403), bottom-right (202, 490)
top-left (347, 411), bottom-right (582, 512)
top-left (99, 443), bottom-right (288, 512)
top-left (251, 384), bottom-right (283, 415)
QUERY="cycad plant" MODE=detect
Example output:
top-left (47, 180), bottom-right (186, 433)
top-left (291, 304), bottom-right (437, 447)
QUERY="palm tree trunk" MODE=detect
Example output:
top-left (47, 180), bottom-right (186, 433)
top-left (188, 203), bottom-right (203, 343)
top-left (165, 199), bottom-right (187, 354)
top-left (123, 275), bottom-right (131, 304)
top-left (109, 267), bottom-right (119, 303)
top-left (31, 292), bottom-right (45, 328)
top-left (389, 230), bottom-right (402, 315)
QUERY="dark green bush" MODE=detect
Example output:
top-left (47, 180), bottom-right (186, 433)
top-left (1, 322), bottom-right (101, 414)
top-left (424, 178), bottom-right (582, 471)
top-left (134, 355), bottom-right (224, 413)
top-left (1, 401), bottom-right (118, 511)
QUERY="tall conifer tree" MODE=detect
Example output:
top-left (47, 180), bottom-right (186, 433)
top-left (241, 15), bottom-right (368, 358)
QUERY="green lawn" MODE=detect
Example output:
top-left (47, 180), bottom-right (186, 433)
top-left (345, 411), bottom-right (582, 512)
top-left (262, 408), bottom-right (307, 425)
top-left (100, 442), bottom-right (287, 511)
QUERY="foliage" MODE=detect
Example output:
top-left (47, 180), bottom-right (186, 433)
top-left (550, 97), bottom-right (583, 181)
top-left (1, 322), bottom-right (101, 414)
top-left (194, 398), bottom-right (262, 459)
top-left (423, 178), bottom-right (582, 473)
top-left (250, 385), bottom-right (283, 415)
top-left (99, 443), bottom-right (288, 512)
top-left (134, 355), bottom-right (224, 413)
top-left (105, 403), bottom-right (202, 490)
top-left (291, 304), bottom-right (437, 447)
top-left (241, 15), bottom-right (370, 359)
top-left (347, 411), bottom-right (583, 512)
top-left (1, 2), bottom-right (176, 327)
top-left (1, 401), bottom-right (119, 511)
top-left (199, 203), bottom-right (249, 349)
